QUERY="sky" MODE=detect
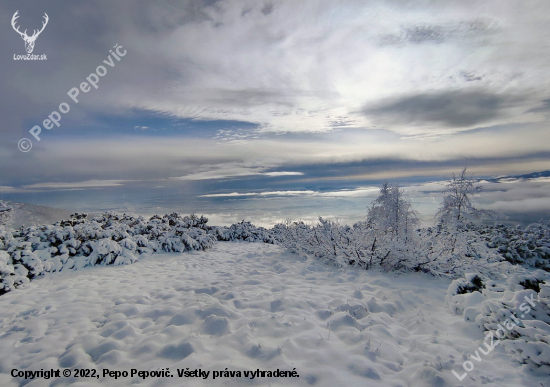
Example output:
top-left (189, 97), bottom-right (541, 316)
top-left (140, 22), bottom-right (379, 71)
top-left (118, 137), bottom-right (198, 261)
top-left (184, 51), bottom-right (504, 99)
top-left (0, 0), bottom-right (549, 226)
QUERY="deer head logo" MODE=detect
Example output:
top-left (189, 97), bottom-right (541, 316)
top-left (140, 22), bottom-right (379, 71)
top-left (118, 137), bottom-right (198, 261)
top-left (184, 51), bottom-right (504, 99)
top-left (11, 11), bottom-right (49, 54)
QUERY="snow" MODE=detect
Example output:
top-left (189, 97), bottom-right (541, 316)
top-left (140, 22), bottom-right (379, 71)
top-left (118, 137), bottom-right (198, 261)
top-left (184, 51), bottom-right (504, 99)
top-left (0, 242), bottom-right (547, 386)
top-left (447, 271), bottom-right (550, 371)
top-left (0, 201), bottom-right (72, 230)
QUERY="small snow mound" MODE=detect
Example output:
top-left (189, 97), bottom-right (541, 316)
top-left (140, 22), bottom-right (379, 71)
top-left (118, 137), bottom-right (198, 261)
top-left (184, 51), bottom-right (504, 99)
top-left (315, 310), bottom-right (333, 320)
top-left (414, 366), bottom-right (451, 387)
top-left (167, 310), bottom-right (196, 326)
top-left (200, 315), bottom-right (230, 336)
top-left (158, 340), bottom-right (194, 360)
top-left (59, 347), bottom-right (91, 368)
top-left (87, 340), bottom-right (122, 362)
top-left (270, 299), bottom-right (284, 312)
top-left (198, 305), bottom-right (232, 319)
top-left (327, 314), bottom-right (357, 331)
top-left (246, 343), bottom-right (282, 360)
top-left (347, 359), bottom-right (381, 380)
top-left (194, 286), bottom-right (219, 295)
top-left (96, 349), bottom-right (124, 364)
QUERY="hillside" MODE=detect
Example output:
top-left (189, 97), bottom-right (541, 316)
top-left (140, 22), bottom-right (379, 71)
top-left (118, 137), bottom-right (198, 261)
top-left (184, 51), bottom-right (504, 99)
top-left (0, 200), bottom-right (72, 229)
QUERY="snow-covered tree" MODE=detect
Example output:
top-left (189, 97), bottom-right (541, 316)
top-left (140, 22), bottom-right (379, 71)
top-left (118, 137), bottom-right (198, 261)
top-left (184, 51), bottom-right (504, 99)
top-left (429, 168), bottom-right (503, 271)
top-left (435, 168), bottom-right (498, 228)
top-left (367, 182), bottom-right (420, 241)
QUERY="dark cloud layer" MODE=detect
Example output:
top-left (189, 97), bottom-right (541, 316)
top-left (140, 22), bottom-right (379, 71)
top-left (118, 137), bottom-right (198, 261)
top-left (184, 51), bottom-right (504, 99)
top-left (363, 91), bottom-right (519, 128)
top-left (527, 98), bottom-right (550, 114)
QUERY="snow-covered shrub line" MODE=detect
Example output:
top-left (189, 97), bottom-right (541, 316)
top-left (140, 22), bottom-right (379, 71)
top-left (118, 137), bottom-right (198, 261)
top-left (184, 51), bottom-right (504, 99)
top-left (0, 211), bottom-right (287, 295)
top-left (265, 178), bottom-right (549, 277)
top-left (267, 218), bottom-right (550, 277)
top-left (482, 220), bottom-right (550, 271)
top-left (210, 220), bottom-right (275, 244)
top-left (0, 212), bottom-right (218, 295)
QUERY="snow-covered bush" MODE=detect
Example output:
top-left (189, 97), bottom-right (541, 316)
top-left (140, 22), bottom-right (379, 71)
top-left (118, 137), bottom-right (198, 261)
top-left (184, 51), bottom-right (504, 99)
top-left (448, 271), bottom-right (550, 369)
top-left (271, 218), bottom-right (506, 276)
top-left (277, 219), bottom-right (519, 278)
top-left (419, 223), bottom-right (505, 277)
top-left (268, 184), bottom-right (426, 272)
top-left (0, 203), bottom-right (12, 226)
top-left (145, 213), bottom-right (216, 252)
top-left (500, 283), bottom-right (550, 369)
top-left (213, 220), bottom-right (275, 244)
top-left (0, 250), bottom-right (15, 294)
top-left (476, 273), bottom-right (550, 369)
top-left (270, 220), bottom-right (311, 247)
top-left (272, 217), bottom-right (422, 271)
top-left (0, 224), bottom-right (12, 250)
top-left (454, 273), bottom-right (486, 295)
top-left (0, 211), bottom-right (218, 294)
top-left (485, 221), bottom-right (550, 271)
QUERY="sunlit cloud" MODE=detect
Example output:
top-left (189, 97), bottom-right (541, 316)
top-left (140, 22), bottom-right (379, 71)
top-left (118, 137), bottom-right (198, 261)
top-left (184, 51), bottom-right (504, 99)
top-left (200, 187), bottom-right (381, 198)
top-left (170, 162), bottom-right (304, 181)
top-left (23, 180), bottom-right (132, 190)
top-left (263, 172), bottom-right (304, 177)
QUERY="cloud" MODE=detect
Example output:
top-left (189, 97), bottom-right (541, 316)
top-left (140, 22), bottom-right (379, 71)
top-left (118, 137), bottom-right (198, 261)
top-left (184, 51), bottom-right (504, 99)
top-left (200, 187), bottom-right (380, 198)
top-left (527, 98), bottom-right (550, 114)
top-left (2, 121), bottom-right (550, 189)
top-left (199, 192), bottom-right (257, 198)
top-left (200, 190), bottom-right (315, 198)
top-left (2, 0), bottom-right (550, 143)
top-left (363, 90), bottom-right (521, 129)
top-left (1, 0), bottom-right (550, 225)
top-left (379, 19), bottom-right (497, 45)
top-left (170, 162), bottom-right (303, 181)
top-left (22, 180), bottom-right (131, 190)
top-left (315, 188), bottom-right (380, 197)
top-left (0, 186), bottom-right (22, 193)
top-left (263, 172), bottom-right (303, 177)
top-left (487, 197), bottom-right (550, 213)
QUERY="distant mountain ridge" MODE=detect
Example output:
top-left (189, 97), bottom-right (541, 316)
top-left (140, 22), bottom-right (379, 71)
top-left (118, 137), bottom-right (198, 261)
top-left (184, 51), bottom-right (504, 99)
top-left (485, 170), bottom-right (550, 183)
top-left (0, 200), bottom-right (72, 229)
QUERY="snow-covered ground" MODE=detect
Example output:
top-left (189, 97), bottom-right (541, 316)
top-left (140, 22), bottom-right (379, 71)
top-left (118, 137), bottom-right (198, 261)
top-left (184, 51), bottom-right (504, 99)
top-left (0, 242), bottom-right (546, 387)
